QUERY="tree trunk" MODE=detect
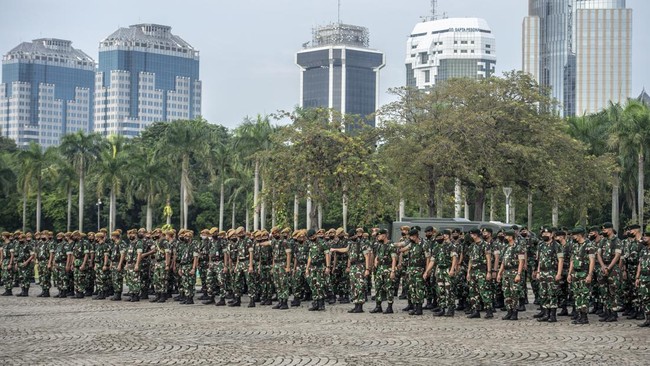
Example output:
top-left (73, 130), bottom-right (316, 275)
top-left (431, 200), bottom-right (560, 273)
top-left (293, 194), bottom-right (299, 231)
top-left (318, 203), bottom-right (323, 229)
top-left (78, 169), bottom-right (84, 232)
top-left (306, 186), bottom-right (312, 230)
top-left (464, 198), bottom-right (469, 220)
top-left (109, 187), bottom-right (116, 232)
top-left (22, 190), bottom-right (27, 232)
top-left (271, 203), bottom-right (276, 229)
top-left (612, 172), bottom-right (619, 232)
top-left (489, 189), bottom-right (495, 222)
top-left (180, 176), bottom-right (185, 229)
top-left (253, 159), bottom-right (260, 231)
top-left (527, 189), bottom-right (533, 230)
top-left (182, 155), bottom-right (189, 230)
top-left (436, 189), bottom-right (443, 218)
top-left (245, 207), bottom-right (250, 232)
top-left (260, 178), bottom-right (266, 230)
top-left (146, 194), bottom-right (153, 231)
top-left (427, 170), bottom-right (437, 216)
top-left (630, 191), bottom-right (638, 224)
top-left (342, 192), bottom-right (348, 232)
top-left (454, 178), bottom-right (462, 218)
top-left (399, 198), bottom-right (405, 221)
top-left (552, 200), bottom-right (559, 227)
top-left (638, 151), bottom-right (645, 228)
top-left (67, 187), bottom-right (72, 232)
top-left (219, 180), bottom-right (225, 230)
top-left (36, 176), bottom-right (42, 232)
top-left (231, 201), bottom-right (236, 229)
top-left (473, 187), bottom-right (485, 222)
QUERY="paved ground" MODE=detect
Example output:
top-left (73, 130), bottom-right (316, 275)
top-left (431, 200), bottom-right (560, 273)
top-left (0, 286), bottom-right (648, 365)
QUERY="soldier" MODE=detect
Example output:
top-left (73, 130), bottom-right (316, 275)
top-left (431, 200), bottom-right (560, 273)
top-left (92, 232), bottom-right (110, 300)
top-left (533, 227), bottom-right (564, 322)
top-left (371, 229), bottom-right (397, 314)
top-left (197, 229), bottom-right (211, 300)
top-left (139, 229), bottom-right (155, 300)
top-left (330, 228), bottom-right (350, 304)
top-left (109, 230), bottom-right (126, 301)
top-left (14, 233), bottom-right (35, 297)
top-left (123, 229), bottom-right (143, 302)
top-left (497, 230), bottom-right (525, 320)
top-left (587, 226), bottom-right (604, 316)
top-left (426, 229), bottom-right (459, 317)
top-left (568, 227), bottom-right (596, 325)
top-left (52, 233), bottom-right (69, 298)
top-left (203, 228), bottom-right (228, 306)
top-left (36, 231), bottom-right (54, 297)
top-left (624, 225), bottom-right (644, 320)
top-left (331, 228), bottom-right (370, 313)
top-left (291, 230), bottom-right (310, 307)
top-left (394, 226), bottom-right (410, 300)
top-left (453, 228), bottom-right (470, 312)
top-left (1, 232), bottom-right (15, 296)
top-left (270, 227), bottom-right (292, 310)
top-left (177, 230), bottom-right (199, 305)
top-left (596, 222), bottom-right (623, 322)
top-left (422, 226), bottom-right (437, 311)
top-left (151, 229), bottom-right (171, 303)
top-left (635, 231), bottom-right (650, 327)
top-left (86, 232), bottom-right (97, 297)
top-left (257, 230), bottom-right (274, 306)
top-left (168, 230), bottom-right (181, 300)
top-left (401, 227), bottom-right (426, 316)
top-left (69, 231), bottom-right (89, 299)
top-left (555, 230), bottom-right (572, 316)
top-left (465, 228), bottom-right (493, 319)
top-left (305, 229), bottom-right (331, 311)
top-left (228, 227), bottom-right (248, 307)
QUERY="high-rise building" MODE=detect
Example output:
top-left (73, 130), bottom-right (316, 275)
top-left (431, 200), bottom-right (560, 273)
top-left (296, 23), bottom-right (385, 129)
top-left (405, 18), bottom-right (497, 89)
top-left (523, 0), bottom-right (632, 117)
top-left (94, 24), bottom-right (201, 137)
top-left (0, 39), bottom-right (95, 148)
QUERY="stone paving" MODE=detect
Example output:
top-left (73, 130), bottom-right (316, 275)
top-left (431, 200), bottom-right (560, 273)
top-left (0, 286), bottom-right (649, 365)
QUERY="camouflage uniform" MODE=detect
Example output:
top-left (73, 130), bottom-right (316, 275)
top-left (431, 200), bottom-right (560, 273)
top-left (374, 240), bottom-right (397, 305)
top-left (1, 239), bottom-right (16, 294)
top-left (92, 239), bottom-right (110, 298)
top-left (109, 238), bottom-right (127, 299)
top-left (454, 237), bottom-right (470, 309)
top-left (501, 241), bottom-right (525, 312)
top-left (272, 236), bottom-right (292, 303)
top-left (347, 237), bottom-right (371, 305)
top-left (36, 237), bottom-right (53, 294)
top-left (71, 238), bottom-right (89, 296)
top-left (623, 237), bottom-right (642, 315)
top-left (557, 239), bottom-right (573, 313)
top-left (205, 236), bottom-right (227, 302)
top-left (292, 239), bottom-right (310, 302)
top-left (570, 238), bottom-right (596, 322)
top-left (405, 237), bottom-right (427, 313)
top-left (598, 234), bottom-right (622, 314)
top-left (178, 238), bottom-right (199, 301)
top-left (307, 237), bottom-right (329, 308)
top-left (637, 243), bottom-right (650, 325)
top-left (15, 239), bottom-right (35, 293)
top-left (537, 239), bottom-right (563, 311)
top-left (124, 238), bottom-right (144, 298)
top-left (423, 236), bottom-right (437, 308)
top-left (330, 237), bottom-right (350, 301)
top-left (258, 236), bottom-right (274, 303)
top-left (152, 238), bottom-right (170, 298)
top-left (52, 239), bottom-right (69, 297)
top-left (198, 236), bottom-right (210, 295)
top-left (232, 238), bottom-right (249, 301)
top-left (140, 237), bottom-right (155, 297)
top-left (433, 240), bottom-right (458, 313)
top-left (466, 238), bottom-right (493, 315)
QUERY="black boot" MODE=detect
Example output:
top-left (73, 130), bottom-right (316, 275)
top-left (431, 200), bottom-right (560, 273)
top-left (75, 291), bottom-right (84, 299)
top-left (308, 301), bottom-right (319, 311)
top-left (348, 303), bottom-right (360, 313)
top-left (423, 299), bottom-right (433, 310)
top-left (456, 299), bottom-right (466, 311)
top-left (279, 300), bottom-right (289, 310)
top-left (627, 308), bottom-right (640, 320)
top-left (202, 296), bottom-right (215, 305)
top-left (605, 310), bottom-right (618, 322)
top-left (129, 294), bottom-right (140, 302)
top-left (509, 310), bottom-right (518, 320)
top-left (639, 314), bottom-right (650, 327)
top-left (248, 297), bottom-right (256, 308)
top-left (198, 293), bottom-right (210, 301)
top-left (533, 308), bottom-right (546, 318)
top-left (328, 295), bottom-right (337, 305)
top-left (318, 299), bottom-right (326, 311)
top-left (402, 301), bottom-right (413, 312)
top-left (444, 308), bottom-right (455, 317)
top-left (42, 289), bottom-right (50, 298)
top-left (637, 310), bottom-right (646, 320)
top-left (111, 293), bottom-right (121, 301)
top-left (537, 309), bottom-right (550, 322)
top-left (1, 289), bottom-right (12, 296)
top-left (290, 298), bottom-right (300, 307)
top-left (370, 303), bottom-right (383, 314)
top-left (548, 308), bottom-right (557, 323)
top-left (517, 298), bottom-right (526, 312)
top-left (502, 310), bottom-right (513, 320)
top-left (433, 308), bottom-right (446, 317)
top-left (339, 295), bottom-right (350, 304)
top-left (412, 304), bottom-right (423, 315)
top-left (589, 303), bottom-right (600, 314)
top-left (215, 297), bottom-right (226, 306)
top-left (485, 308), bottom-right (494, 319)
top-left (599, 309), bottom-right (610, 321)
top-left (95, 291), bottom-right (106, 300)
top-left (558, 307), bottom-right (569, 316)
top-left (158, 293), bottom-right (167, 303)
top-left (383, 303), bottom-right (394, 314)
top-left (184, 297), bottom-right (194, 305)
top-left (58, 291), bottom-right (67, 298)
top-left (228, 297), bottom-right (241, 307)
top-left (272, 300), bottom-right (282, 309)
top-left (37, 290), bottom-right (46, 297)
top-left (467, 310), bottom-right (481, 319)
top-left (16, 288), bottom-right (28, 297)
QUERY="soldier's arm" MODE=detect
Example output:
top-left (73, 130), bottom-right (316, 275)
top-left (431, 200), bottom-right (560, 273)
top-left (636, 262), bottom-right (641, 285)
top-left (608, 248), bottom-right (622, 271)
top-left (118, 251), bottom-right (125, 270)
top-left (325, 251), bottom-right (331, 269)
top-left (556, 255), bottom-right (564, 280)
top-left (424, 259), bottom-right (434, 276)
top-left (48, 250), bottom-right (54, 268)
top-left (192, 251), bottom-right (199, 273)
top-left (486, 252), bottom-right (492, 274)
top-left (597, 249), bottom-right (607, 270)
top-left (135, 251), bottom-right (142, 269)
top-left (588, 253), bottom-right (596, 279)
top-left (285, 248), bottom-right (292, 271)
top-left (165, 251), bottom-right (171, 269)
top-left (305, 256), bottom-right (312, 274)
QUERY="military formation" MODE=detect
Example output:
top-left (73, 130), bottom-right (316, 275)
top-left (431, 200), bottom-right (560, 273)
top-left (1, 223), bottom-right (650, 327)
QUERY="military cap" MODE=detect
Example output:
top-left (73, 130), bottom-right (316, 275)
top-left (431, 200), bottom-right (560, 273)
top-left (335, 227), bottom-right (345, 236)
top-left (56, 232), bottom-right (64, 239)
top-left (116, 229), bottom-right (123, 235)
top-left (111, 230), bottom-right (120, 237)
top-left (2, 231), bottom-right (10, 237)
top-left (424, 226), bottom-right (434, 232)
top-left (100, 228), bottom-right (108, 233)
top-left (481, 227), bottom-right (493, 234)
top-left (469, 228), bottom-right (481, 235)
top-left (601, 222), bottom-right (614, 229)
top-left (556, 231), bottom-right (566, 236)
top-left (186, 230), bottom-right (194, 237)
top-left (378, 229), bottom-right (388, 236)
top-left (270, 227), bottom-right (280, 234)
top-left (96, 232), bottom-right (105, 238)
top-left (356, 227), bottom-right (364, 233)
top-left (540, 227), bottom-right (552, 234)
top-left (281, 227), bottom-right (291, 234)
top-left (408, 228), bottom-right (419, 236)
top-left (571, 227), bottom-right (586, 235)
top-left (209, 227), bottom-right (219, 235)
top-left (504, 230), bottom-right (516, 237)
top-left (347, 228), bottom-right (357, 237)
top-left (413, 226), bottom-right (421, 232)
top-left (400, 225), bottom-right (410, 231)
top-left (452, 228), bottom-right (462, 234)
top-left (307, 229), bottom-right (316, 238)
top-left (317, 229), bottom-right (325, 235)
top-left (511, 225), bottom-right (520, 231)
top-left (88, 231), bottom-right (95, 236)
top-left (138, 228), bottom-right (146, 233)
top-left (72, 230), bottom-right (80, 236)
top-left (235, 227), bottom-right (245, 235)
top-left (629, 224), bottom-right (641, 230)
top-left (443, 229), bottom-right (452, 236)
top-left (201, 229), bottom-right (210, 235)
top-left (588, 226), bottom-right (600, 233)
top-left (254, 231), bottom-right (263, 238)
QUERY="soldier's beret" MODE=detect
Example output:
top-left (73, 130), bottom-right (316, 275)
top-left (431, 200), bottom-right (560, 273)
top-left (572, 227), bottom-right (586, 235)
top-left (281, 227), bottom-right (291, 234)
top-left (218, 231), bottom-right (226, 236)
top-left (556, 231), bottom-right (566, 236)
top-left (317, 229), bottom-right (325, 235)
top-left (400, 226), bottom-right (410, 231)
top-left (378, 229), bottom-right (388, 235)
top-left (56, 233), bottom-right (64, 239)
top-left (481, 227), bottom-right (493, 234)
top-left (307, 229), bottom-right (316, 238)
top-left (452, 228), bottom-right (462, 234)
top-left (511, 225), bottom-right (519, 231)
top-left (356, 227), bottom-right (364, 233)
top-left (424, 226), bottom-right (434, 232)
top-left (469, 228), bottom-right (481, 235)
top-left (138, 228), bottom-right (146, 233)
top-left (408, 228), bottom-right (419, 236)
top-left (347, 229), bottom-right (357, 237)
top-left (588, 226), bottom-right (600, 233)
top-left (209, 227), bottom-right (219, 235)
top-left (601, 222), bottom-right (614, 229)
top-left (504, 230), bottom-right (516, 237)
top-left (629, 224), bottom-right (641, 230)
top-left (335, 228), bottom-right (345, 236)
top-left (413, 226), bottom-right (421, 232)
top-left (541, 227), bottom-right (552, 234)
top-left (443, 229), bottom-right (452, 236)
top-left (111, 231), bottom-right (120, 237)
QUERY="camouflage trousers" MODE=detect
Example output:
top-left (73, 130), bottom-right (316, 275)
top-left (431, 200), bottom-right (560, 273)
top-left (140, 262), bottom-right (151, 295)
top-left (124, 263), bottom-right (141, 295)
top-left (424, 272), bottom-right (435, 301)
top-left (571, 271), bottom-right (591, 312)
top-left (374, 265), bottom-right (394, 303)
top-left (111, 267), bottom-right (124, 294)
top-left (53, 263), bottom-right (68, 294)
top-left (94, 265), bottom-right (110, 293)
top-left (623, 267), bottom-right (639, 308)
top-left (468, 269), bottom-right (492, 311)
top-left (528, 261), bottom-right (539, 300)
top-left (639, 275), bottom-right (650, 314)
top-left (168, 264), bottom-right (180, 294)
top-left (292, 264), bottom-right (309, 298)
top-left (591, 271), bottom-right (604, 304)
top-left (454, 265), bottom-right (469, 300)
top-left (85, 266), bottom-right (94, 293)
top-left (232, 262), bottom-right (248, 298)
top-left (349, 264), bottom-right (366, 304)
top-left (246, 265), bottom-right (259, 299)
top-left (502, 270), bottom-right (522, 311)
top-left (258, 264), bottom-right (273, 301)
top-left (73, 265), bottom-right (87, 293)
top-left (435, 267), bottom-right (456, 310)
top-left (180, 264), bottom-right (196, 298)
top-left (38, 263), bottom-right (52, 291)
top-left (2, 260), bottom-right (15, 291)
top-left (598, 267), bottom-right (621, 311)
top-left (538, 271), bottom-right (559, 309)
top-left (198, 259), bottom-right (208, 291)
top-left (272, 264), bottom-right (290, 301)
top-left (406, 267), bottom-right (425, 305)
top-left (308, 266), bottom-right (327, 301)
top-left (332, 263), bottom-right (350, 297)
top-left (152, 262), bottom-right (168, 294)
top-left (205, 261), bottom-right (226, 298)
top-left (557, 273), bottom-right (569, 308)
top-left (16, 264), bottom-right (34, 289)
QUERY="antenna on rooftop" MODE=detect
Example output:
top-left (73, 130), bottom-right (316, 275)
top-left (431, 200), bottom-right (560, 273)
top-left (432, 0), bottom-right (438, 20)
top-left (338, 0), bottom-right (342, 24)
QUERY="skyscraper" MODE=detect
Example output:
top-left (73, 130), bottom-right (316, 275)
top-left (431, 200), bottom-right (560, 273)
top-left (523, 0), bottom-right (632, 117)
top-left (0, 39), bottom-right (95, 148)
top-left (296, 23), bottom-right (385, 129)
top-left (94, 24), bottom-right (201, 137)
top-left (405, 17), bottom-right (497, 89)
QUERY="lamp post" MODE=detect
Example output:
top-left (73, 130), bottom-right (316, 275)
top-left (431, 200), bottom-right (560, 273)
top-left (96, 198), bottom-right (102, 231)
top-left (503, 187), bottom-right (512, 224)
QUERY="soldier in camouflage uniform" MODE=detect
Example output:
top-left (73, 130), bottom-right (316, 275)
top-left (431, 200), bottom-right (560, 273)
top-left (203, 228), bottom-right (228, 306)
top-left (1, 232), bottom-right (16, 296)
top-left (624, 225), bottom-right (644, 320)
top-left (568, 227), bottom-right (596, 325)
top-left (520, 227), bottom-right (539, 306)
top-left (123, 229), bottom-right (143, 302)
top-left (109, 230), bottom-right (126, 301)
top-left (453, 228), bottom-right (470, 312)
top-left (291, 230), bottom-right (310, 307)
top-left (533, 227), bottom-right (564, 322)
top-left (587, 227), bottom-right (604, 316)
top-left (422, 226), bottom-right (438, 311)
top-left (36, 231), bottom-right (54, 297)
top-left (426, 229), bottom-right (459, 317)
top-left (370, 229), bottom-right (397, 314)
top-left (635, 231), bottom-right (650, 327)
top-left (177, 230), bottom-right (199, 305)
top-left (465, 228), bottom-right (494, 319)
top-left (52, 233), bottom-right (69, 298)
top-left (92, 232), bottom-right (110, 300)
top-left (243, 229), bottom-right (259, 307)
top-left (492, 231), bottom-right (506, 310)
top-left (402, 227), bottom-right (426, 316)
top-left (596, 222), bottom-right (623, 322)
top-left (330, 228), bottom-right (350, 304)
top-left (228, 227), bottom-right (248, 307)
top-left (256, 230), bottom-right (274, 306)
top-left (555, 230), bottom-right (572, 316)
top-left (197, 229), bottom-right (210, 300)
top-left (394, 226), bottom-right (410, 300)
top-left (270, 227), bottom-right (292, 310)
top-left (69, 231), bottom-right (89, 299)
top-left (497, 230), bottom-right (525, 320)
top-left (331, 228), bottom-right (371, 313)
top-left (151, 229), bottom-right (171, 303)
top-left (139, 229), bottom-right (156, 299)
top-left (305, 229), bottom-right (331, 311)
top-left (14, 233), bottom-right (35, 297)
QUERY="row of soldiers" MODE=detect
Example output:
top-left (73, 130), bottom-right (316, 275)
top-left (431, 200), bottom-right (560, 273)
top-left (1, 223), bottom-right (649, 326)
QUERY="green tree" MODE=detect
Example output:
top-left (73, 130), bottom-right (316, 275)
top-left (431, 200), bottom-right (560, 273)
top-left (15, 142), bottom-right (57, 231)
top-left (126, 145), bottom-right (169, 231)
top-left (94, 135), bottom-right (128, 232)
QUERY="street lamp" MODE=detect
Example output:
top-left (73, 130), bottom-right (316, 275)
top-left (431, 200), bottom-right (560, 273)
top-left (503, 187), bottom-right (512, 224)
top-left (96, 198), bottom-right (102, 231)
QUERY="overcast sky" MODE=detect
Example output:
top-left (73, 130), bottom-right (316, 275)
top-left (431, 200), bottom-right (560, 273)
top-left (1, 0), bottom-right (648, 129)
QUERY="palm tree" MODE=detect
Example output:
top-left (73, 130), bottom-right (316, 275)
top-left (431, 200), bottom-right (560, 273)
top-left (610, 100), bottom-right (650, 228)
top-left (159, 119), bottom-right (213, 229)
top-left (127, 146), bottom-right (169, 231)
top-left (234, 115), bottom-right (274, 230)
top-left (15, 142), bottom-right (56, 232)
top-left (53, 163), bottom-right (77, 232)
top-left (225, 159), bottom-right (253, 230)
top-left (94, 135), bottom-right (128, 232)
top-left (60, 131), bottom-right (102, 232)
top-left (210, 139), bottom-right (235, 230)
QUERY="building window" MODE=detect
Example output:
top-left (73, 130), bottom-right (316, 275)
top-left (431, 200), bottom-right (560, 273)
top-left (424, 70), bottom-right (430, 83)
